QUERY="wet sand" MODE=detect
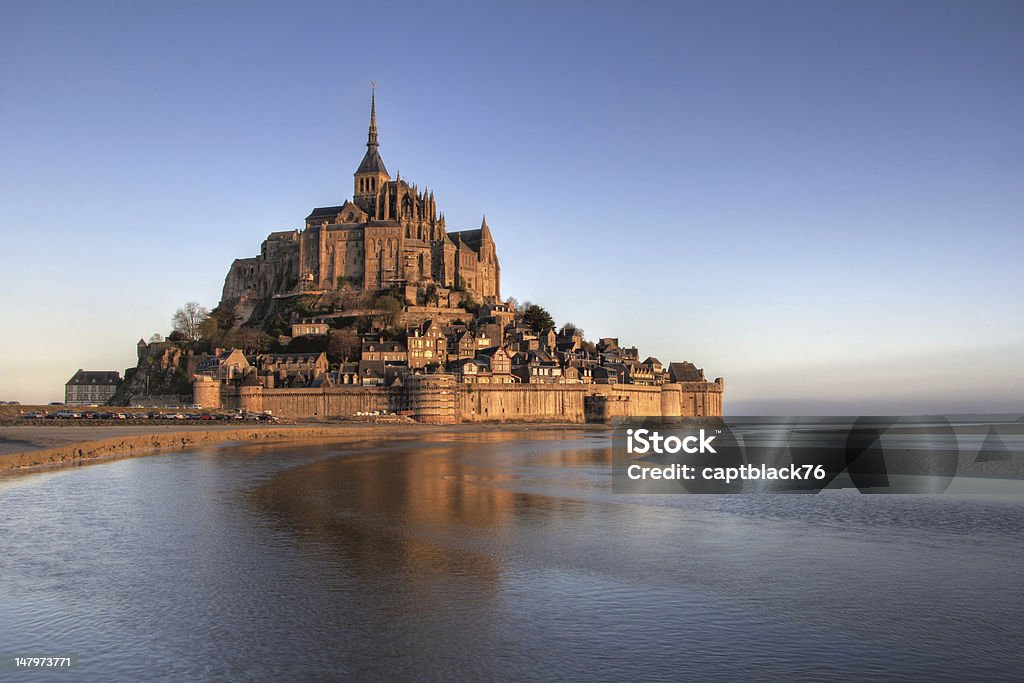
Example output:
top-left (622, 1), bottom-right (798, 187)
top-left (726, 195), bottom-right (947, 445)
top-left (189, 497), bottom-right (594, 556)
top-left (0, 422), bottom-right (601, 473)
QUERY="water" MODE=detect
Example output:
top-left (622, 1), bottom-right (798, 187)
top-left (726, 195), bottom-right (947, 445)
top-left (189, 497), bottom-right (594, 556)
top-left (1, 431), bottom-right (1022, 681)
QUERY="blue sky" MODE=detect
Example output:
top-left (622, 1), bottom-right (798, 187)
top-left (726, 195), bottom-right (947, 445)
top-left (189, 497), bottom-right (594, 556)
top-left (1, 0), bottom-right (1021, 412)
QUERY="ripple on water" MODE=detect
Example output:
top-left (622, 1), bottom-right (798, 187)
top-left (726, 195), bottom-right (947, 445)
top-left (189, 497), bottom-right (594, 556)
top-left (0, 435), bottom-right (1021, 681)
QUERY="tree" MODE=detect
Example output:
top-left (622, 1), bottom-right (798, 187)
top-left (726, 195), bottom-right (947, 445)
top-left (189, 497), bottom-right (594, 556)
top-left (327, 328), bottom-right (360, 363)
top-left (200, 302), bottom-right (240, 345)
top-left (560, 322), bottom-right (584, 339)
top-left (458, 295), bottom-right (480, 316)
top-left (374, 294), bottom-right (404, 328)
top-left (172, 301), bottom-right (209, 341)
top-left (522, 303), bottom-right (554, 334)
top-left (233, 327), bottom-right (274, 354)
top-left (422, 283), bottom-right (440, 306)
top-left (148, 333), bottom-right (163, 343)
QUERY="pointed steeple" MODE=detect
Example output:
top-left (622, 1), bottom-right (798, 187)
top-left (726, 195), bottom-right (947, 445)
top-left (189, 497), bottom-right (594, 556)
top-left (355, 85), bottom-right (389, 183)
top-left (367, 84), bottom-right (378, 148)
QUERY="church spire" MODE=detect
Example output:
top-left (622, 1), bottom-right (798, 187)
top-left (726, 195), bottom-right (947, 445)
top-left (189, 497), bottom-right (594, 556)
top-left (354, 82), bottom-right (389, 193)
top-left (367, 84), bottom-right (378, 148)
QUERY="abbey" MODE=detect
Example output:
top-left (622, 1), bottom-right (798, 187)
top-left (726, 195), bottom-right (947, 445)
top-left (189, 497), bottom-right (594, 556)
top-left (174, 91), bottom-right (725, 424)
top-left (222, 91), bottom-right (500, 306)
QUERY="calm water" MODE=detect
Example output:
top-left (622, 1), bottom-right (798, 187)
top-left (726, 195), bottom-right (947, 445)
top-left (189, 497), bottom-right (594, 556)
top-left (1, 431), bottom-right (1023, 681)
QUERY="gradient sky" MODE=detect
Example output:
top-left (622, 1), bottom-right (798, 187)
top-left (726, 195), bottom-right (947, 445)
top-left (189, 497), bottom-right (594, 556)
top-left (1, 0), bottom-right (1021, 412)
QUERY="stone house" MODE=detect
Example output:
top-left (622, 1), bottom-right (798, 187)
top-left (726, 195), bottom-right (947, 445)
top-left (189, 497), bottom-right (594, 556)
top-left (259, 352), bottom-right (329, 381)
top-left (195, 348), bottom-right (251, 380)
top-left (361, 340), bottom-right (407, 363)
top-left (407, 320), bottom-right (447, 369)
top-left (65, 370), bottom-right (121, 406)
top-left (291, 320), bottom-right (330, 337)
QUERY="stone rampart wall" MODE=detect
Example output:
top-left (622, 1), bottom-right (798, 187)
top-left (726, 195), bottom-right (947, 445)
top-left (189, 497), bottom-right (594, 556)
top-left (212, 378), bottom-right (724, 423)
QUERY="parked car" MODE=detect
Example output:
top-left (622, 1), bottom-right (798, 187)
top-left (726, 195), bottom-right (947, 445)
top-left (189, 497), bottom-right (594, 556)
top-left (54, 409), bottom-right (81, 419)
top-left (22, 412), bottom-right (45, 419)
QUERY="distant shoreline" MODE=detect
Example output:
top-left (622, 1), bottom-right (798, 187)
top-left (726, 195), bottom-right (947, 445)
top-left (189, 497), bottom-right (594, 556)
top-left (0, 422), bottom-right (601, 474)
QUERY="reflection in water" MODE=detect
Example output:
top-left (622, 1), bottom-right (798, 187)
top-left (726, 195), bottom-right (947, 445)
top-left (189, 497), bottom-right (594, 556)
top-left (1, 430), bottom-right (1023, 681)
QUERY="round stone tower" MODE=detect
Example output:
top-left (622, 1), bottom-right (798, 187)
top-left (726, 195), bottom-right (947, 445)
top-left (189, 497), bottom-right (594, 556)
top-left (239, 374), bottom-right (264, 414)
top-left (660, 384), bottom-right (682, 418)
top-left (408, 373), bottom-right (458, 424)
top-left (193, 375), bottom-right (221, 410)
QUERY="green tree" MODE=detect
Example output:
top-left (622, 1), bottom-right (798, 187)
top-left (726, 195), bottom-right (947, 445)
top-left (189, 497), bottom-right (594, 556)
top-left (293, 295), bottom-right (316, 317)
top-left (458, 295), bottom-right (480, 316)
top-left (523, 304), bottom-right (554, 334)
top-left (423, 283), bottom-right (440, 306)
top-left (264, 312), bottom-right (288, 339)
top-left (200, 302), bottom-right (240, 345)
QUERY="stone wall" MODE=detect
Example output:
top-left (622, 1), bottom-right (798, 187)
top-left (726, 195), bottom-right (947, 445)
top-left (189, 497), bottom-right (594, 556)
top-left (207, 376), bottom-right (724, 423)
top-left (403, 306), bottom-right (475, 327)
top-left (459, 384), bottom-right (588, 423)
top-left (221, 385), bottom-right (395, 419)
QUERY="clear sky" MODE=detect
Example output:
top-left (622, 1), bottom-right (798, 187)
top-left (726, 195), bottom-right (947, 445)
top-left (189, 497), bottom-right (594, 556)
top-left (1, 0), bottom-right (1021, 413)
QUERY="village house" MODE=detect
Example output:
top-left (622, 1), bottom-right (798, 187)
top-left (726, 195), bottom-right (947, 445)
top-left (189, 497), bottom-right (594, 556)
top-left (65, 370), bottom-right (121, 406)
top-left (195, 348), bottom-right (251, 380)
top-left (291, 320), bottom-right (330, 337)
top-left (407, 320), bottom-right (447, 369)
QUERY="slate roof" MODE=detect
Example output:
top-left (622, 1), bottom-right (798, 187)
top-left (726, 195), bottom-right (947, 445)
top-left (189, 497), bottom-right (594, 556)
top-left (362, 341), bottom-right (407, 353)
top-left (261, 353), bottom-right (326, 370)
top-left (448, 228), bottom-right (482, 253)
top-left (668, 361), bottom-right (704, 382)
top-left (66, 370), bottom-right (121, 386)
top-left (356, 146), bottom-right (389, 175)
top-left (306, 206), bottom-right (344, 221)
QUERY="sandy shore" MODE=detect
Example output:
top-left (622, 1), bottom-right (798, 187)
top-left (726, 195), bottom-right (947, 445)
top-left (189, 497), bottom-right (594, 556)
top-left (0, 422), bottom-right (601, 474)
